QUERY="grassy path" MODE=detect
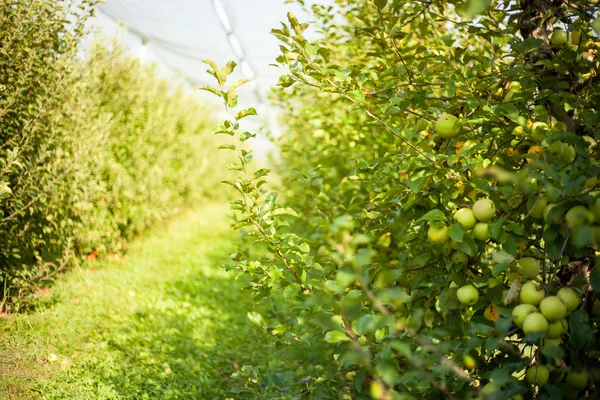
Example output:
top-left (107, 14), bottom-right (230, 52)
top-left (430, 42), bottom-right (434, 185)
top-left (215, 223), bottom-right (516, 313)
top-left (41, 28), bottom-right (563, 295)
top-left (0, 204), bottom-right (269, 399)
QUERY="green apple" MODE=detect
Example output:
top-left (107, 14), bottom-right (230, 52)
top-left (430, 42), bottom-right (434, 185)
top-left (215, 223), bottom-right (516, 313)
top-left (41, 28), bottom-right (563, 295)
top-left (513, 125), bottom-right (526, 136)
top-left (454, 208), bottom-right (477, 230)
top-left (551, 29), bottom-right (568, 46)
top-left (457, 284), bottom-right (479, 306)
top-left (512, 304), bottom-right (537, 328)
top-left (472, 199), bottom-right (496, 222)
top-left (462, 140), bottom-right (477, 152)
top-left (531, 122), bottom-right (548, 141)
top-left (526, 365), bottom-right (549, 385)
top-left (565, 370), bottom-right (588, 390)
top-left (561, 145), bottom-right (576, 164)
top-left (436, 114), bottom-right (460, 138)
top-left (481, 382), bottom-right (500, 397)
top-left (544, 337), bottom-right (563, 348)
top-left (546, 318), bottom-right (568, 338)
top-left (473, 222), bottom-right (490, 241)
top-left (451, 251), bottom-right (468, 265)
top-left (529, 197), bottom-right (547, 219)
top-left (539, 296), bottom-right (567, 322)
top-left (520, 282), bottom-right (545, 306)
top-left (557, 287), bottom-right (581, 314)
top-left (463, 354), bottom-right (476, 371)
top-left (523, 312), bottom-right (549, 335)
top-left (571, 29), bottom-right (583, 46)
top-left (487, 277), bottom-right (501, 288)
top-left (428, 225), bottom-right (449, 244)
top-left (543, 203), bottom-right (560, 223)
top-left (518, 257), bottom-right (540, 279)
top-left (507, 81), bottom-right (521, 92)
top-left (565, 205), bottom-right (594, 229)
top-left (546, 141), bottom-right (564, 159)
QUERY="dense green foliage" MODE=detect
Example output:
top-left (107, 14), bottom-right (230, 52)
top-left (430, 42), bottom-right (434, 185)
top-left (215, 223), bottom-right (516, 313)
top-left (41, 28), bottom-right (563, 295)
top-left (207, 0), bottom-right (600, 398)
top-left (0, 1), bottom-right (225, 310)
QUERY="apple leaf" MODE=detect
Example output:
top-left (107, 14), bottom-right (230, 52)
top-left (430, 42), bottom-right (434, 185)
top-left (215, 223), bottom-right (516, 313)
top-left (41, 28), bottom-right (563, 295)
top-left (591, 268), bottom-right (600, 294)
top-left (324, 330), bottom-right (350, 343)
top-left (418, 209), bottom-right (447, 222)
top-left (493, 250), bottom-right (514, 264)
top-left (569, 310), bottom-right (593, 350)
top-left (449, 223), bottom-right (464, 242)
top-left (247, 312), bottom-right (267, 330)
top-left (459, 235), bottom-right (477, 257)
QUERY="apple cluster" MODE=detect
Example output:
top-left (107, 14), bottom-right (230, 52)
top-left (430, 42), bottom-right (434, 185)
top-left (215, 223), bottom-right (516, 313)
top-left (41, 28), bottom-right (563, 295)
top-left (427, 198), bottom-right (496, 245)
top-left (512, 285), bottom-right (589, 392)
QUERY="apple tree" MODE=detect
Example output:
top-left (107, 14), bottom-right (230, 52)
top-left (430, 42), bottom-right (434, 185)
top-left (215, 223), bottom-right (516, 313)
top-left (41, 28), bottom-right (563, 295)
top-left (204, 0), bottom-right (600, 398)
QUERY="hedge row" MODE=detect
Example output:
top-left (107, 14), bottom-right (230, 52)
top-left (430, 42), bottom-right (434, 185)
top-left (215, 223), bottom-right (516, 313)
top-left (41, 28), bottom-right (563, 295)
top-left (0, 1), bottom-right (226, 310)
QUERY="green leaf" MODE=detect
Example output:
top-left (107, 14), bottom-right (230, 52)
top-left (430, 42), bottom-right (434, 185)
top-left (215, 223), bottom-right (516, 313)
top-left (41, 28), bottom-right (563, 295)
top-left (324, 330), bottom-right (350, 343)
top-left (235, 108), bottom-right (258, 121)
top-left (448, 223), bottom-right (464, 242)
top-left (569, 310), bottom-right (593, 350)
top-left (247, 311), bottom-right (267, 330)
top-left (374, 0), bottom-right (388, 9)
top-left (199, 85), bottom-right (222, 98)
top-left (270, 207), bottom-right (298, 217)
top-left (459, 235), bottom-right (477, 257)
top-left (493, 250), bottom-right (514, 264)
top-left (419, 209), bottom-right (447, 222)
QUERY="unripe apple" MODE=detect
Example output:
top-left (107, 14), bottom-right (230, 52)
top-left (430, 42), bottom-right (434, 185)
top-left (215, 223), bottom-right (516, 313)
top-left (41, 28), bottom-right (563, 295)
top-left (507, 81), bottom-right (521, 92)
top-left (531, 122), bottom-right (548, 142)
top-left (546, 318), bottom-right (568, 338)
top-left (529, 197), bottom-right (547, 219)
top-left (571, 29), bottom-right (584, 46)
top-left (513, 125), bottom-right (526, 136)
top-left (544, 337), bottom-right (563, 348)
top-left (523, 312), bottom-right (549, 335)
top-left (565, 370), bottom-right (588, 390)
top-left (487, 277), bottom-right (501, 288)
top-left (454, 208), bottom-right (477, 230)
top-left (457, 285), bottom-right (479, 305)
top-left (526, 365), bottom-right (549, 385)
top-left (565, 205), bottom-right (594, 229)
top-left (551, 29), bottom-right (568, 46)
top-left (543, 203), bottom-right (560, 223)
top-left (512, 304), bottom-right (537, 328)
top-left (472, 222), bottom-right (490, 241)
top-left (557, 287), bottom-right (581, 314)
top-left (481, 382), bottom-right (500, 397)
top-left (472, 198), bottom-right (496, 222)
top-left (520, 282), bottom-right (545, 306)
top-left (428, 225), bottom-right (449, 244)
top-left (451, 251), bottom-right (468, 265)
top-left (436, 114), bottom-right (460, 138)
top-left (463, 354), bottom-right (476, 371)
top-left (462, 140), bottom-right (477, 152)
top-left (561, 145), bottom-right (576, 164)
top-left (539, 296), bottom-right (567, 322)
top-left (518, 257), bottom-right (540, 279)
top-left (546, 141), bottom-right (564, 159)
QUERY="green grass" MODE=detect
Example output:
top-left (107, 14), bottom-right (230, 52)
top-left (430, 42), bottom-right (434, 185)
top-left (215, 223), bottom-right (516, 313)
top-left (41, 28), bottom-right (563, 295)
top-left (0, 204), bottom-right (272, 399)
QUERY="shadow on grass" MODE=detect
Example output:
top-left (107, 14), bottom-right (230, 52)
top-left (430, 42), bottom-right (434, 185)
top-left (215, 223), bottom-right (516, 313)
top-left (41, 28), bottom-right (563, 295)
top-left (72, 250), bottom-right (269, 399)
